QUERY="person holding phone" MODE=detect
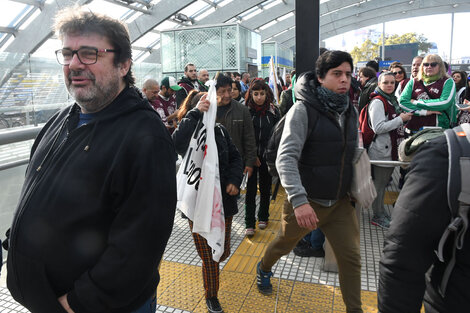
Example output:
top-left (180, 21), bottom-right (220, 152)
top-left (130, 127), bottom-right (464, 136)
top-left (368, 71), bottom-right (413, 229)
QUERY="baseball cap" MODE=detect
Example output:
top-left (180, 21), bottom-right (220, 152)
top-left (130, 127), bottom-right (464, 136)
top-left (161, 76), bottom-right (182, 91)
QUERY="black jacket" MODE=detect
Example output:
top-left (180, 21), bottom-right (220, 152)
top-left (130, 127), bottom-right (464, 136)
top-left (172, 108), bottom-right (243, 217)
top-left (175, 76), bottom-right (205, 108)
top-left (378, 135), bottom-right (470, 313)
top-left (358, 76), bottom-right (378, 112)
top-left (295, 71), bottom-right (357, 200)
top-left (249, 105), bottom-right (280, 158)
top-left (6, 87), bottom-right (177, 313)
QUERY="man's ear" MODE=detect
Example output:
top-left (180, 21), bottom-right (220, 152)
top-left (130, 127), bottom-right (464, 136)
top-left (118, 59), bottom-right (131, 78)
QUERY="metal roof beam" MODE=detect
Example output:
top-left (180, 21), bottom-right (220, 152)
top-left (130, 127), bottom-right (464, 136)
top-left (269, 28), bottom-right (294, 45)
top-left (0, 27), bottom-right (18, 36)
top-left (103, 0), bottom-right (152, 14)
top-left (10, 0), bottom-right (43, 7)
top-left (241, 0), bottom-right (294, 30)
top-left (127, 0), bottom-right (195, 42)
top-left (192, 0), bottom-right (264, 24)
top-left (259, 15), bottom-right (294, 40)
top-left (200, 0), bottom-right (217, 8)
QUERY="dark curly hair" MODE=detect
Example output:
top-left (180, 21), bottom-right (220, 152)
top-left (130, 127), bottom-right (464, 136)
top-left (245, 78), bottom-right (274, 111)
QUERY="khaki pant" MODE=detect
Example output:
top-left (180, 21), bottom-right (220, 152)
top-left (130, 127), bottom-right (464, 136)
top-left (260, 197), bottom-right (363, 313)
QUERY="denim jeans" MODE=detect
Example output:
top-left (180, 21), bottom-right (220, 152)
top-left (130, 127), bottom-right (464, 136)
top-left (303, 228), bottom-right (325, 250)
top-left (131, 294), bottom-right (156, 313)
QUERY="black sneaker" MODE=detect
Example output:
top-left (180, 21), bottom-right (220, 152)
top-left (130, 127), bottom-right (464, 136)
top-left (293, 244), bottom-right (325, 257)
top-left (206, 297), bottom-right (223, 313)
top-left (256, 261), bottom-right (273, 295)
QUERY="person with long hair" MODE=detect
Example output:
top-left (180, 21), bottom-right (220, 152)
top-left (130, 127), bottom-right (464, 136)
top-left (399, 54), bottom-right (456, 132)
top-left (231, 79), bottom-right (245, 104)
top-left (172, 90), bottom-right (243, 313)
top-left (368, 72), bottom-right (413, 229)
top-left (457, 76), bottom-right (470, 125)
top-left (389, 62), bottom-right (407, 92)
top-left (452, 70), bottom-right (467, 103)
top-left (243, 79), bottom-right (280, 236)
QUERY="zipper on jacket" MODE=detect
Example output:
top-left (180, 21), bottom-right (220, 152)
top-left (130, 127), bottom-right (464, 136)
top-left (335, 118), bottom-right (348, 200)
top-left (258, 116), bottom-right (262, 156)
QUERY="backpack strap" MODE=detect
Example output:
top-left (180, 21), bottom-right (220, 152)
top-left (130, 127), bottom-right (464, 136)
top-left (299, 100), bottom-right (319, 141)
top-left (367, 95), bottom-right (388, 144)
top-left (436, 123), bottom-right (470, 296)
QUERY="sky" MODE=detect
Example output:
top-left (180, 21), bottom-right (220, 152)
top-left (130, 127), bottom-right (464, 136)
top-left (324, 12), bottom-right (470, 64)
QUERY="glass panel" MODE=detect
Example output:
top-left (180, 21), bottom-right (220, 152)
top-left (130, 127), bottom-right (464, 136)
top-left (18, 8), bottom-right (41, 30)
top-left (0, 1), bottom-right (27, 27)
top-left (155, 20), bottom-right (179, 32)
top-left (133, 32), bottom-right (160, 48)
top-left (175, 27), bottom-right (222, 71)
top-left (133, 62), bottom-right (162, 89)
top-left (85, 0), bottom-right (130, 20)
top-left (161, 31), bottom-right (176, 72)
top-left (222, 26), bottom-right (237, 69)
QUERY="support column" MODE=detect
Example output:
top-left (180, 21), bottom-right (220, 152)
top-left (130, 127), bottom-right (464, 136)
top-left (295, 0), bottom-right (319, 75)
top-left (449, 12), bottom-right (454, 65)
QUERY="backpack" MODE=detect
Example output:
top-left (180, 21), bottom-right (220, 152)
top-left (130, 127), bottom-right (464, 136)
top-left (358, 95), bottom-right (388, 148)
top-left (264, 101), bottom-right (317, 178)
top-left (435, 123), bottom-right (470, 296)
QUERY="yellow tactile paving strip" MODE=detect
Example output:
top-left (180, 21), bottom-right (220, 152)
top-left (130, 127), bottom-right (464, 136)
top-left (156, 188), bottom-right (385, 312)
top-left (156, 182), bottom-right (426, 313)
top-left (156, 260), bottom-right (381, 312)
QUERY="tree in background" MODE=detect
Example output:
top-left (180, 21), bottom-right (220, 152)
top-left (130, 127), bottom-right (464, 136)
top-left (350, 32), bottom-right (432, 64)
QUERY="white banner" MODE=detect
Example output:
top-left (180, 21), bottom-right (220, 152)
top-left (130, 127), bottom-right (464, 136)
top-left (176, 80), bottom-right (225, 262)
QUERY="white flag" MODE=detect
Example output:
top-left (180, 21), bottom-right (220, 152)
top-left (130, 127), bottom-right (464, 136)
top-left (268, 56), bottom-right (280, 106)
top-left (176, 79), bottom-right (225, 262)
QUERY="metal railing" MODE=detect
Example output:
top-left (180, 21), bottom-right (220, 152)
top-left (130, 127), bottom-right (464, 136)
top-left (0, 125), bottom-right (42, 171)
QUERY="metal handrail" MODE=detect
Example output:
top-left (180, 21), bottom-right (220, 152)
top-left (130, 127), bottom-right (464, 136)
top-left (0, 125), bottom-right (43, 171)
top-left (370, 160), bottom-right (410, 166)
top-left (0, 125), bottom-right (42, 146)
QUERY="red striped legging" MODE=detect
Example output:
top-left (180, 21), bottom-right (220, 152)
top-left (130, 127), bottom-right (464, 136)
top-left (188, 216), bottom-right (232, 299)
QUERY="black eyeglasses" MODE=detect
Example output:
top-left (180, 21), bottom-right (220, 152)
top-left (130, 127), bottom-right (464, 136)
top-left (392, 71), bottom-right (404, 75)
top-left (55, 47), bottom-right (118, 65)
top-left (423, 62), bottom-right (438, 68)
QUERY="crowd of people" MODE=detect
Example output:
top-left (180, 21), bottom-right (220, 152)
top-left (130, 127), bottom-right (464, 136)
top-left (2, 6), bottom-right (470, 313)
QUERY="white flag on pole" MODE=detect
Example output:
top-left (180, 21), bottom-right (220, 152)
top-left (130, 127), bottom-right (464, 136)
top-left (268, 55), bottom-right (280, 105)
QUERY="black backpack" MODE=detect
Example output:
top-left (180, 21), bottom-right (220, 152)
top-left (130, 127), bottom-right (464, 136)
top-left (435, 123), bottom-right (470, 296)
top-left (264, 101), bottom-right (317, 178)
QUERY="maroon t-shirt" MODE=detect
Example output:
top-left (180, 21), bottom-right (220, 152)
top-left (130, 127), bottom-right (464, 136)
top-left (150, 94), bottom-right (177, 133)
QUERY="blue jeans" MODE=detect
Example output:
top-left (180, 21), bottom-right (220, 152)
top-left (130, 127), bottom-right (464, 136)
top-left (131, 294), bottom-right (156, 313)
top-left (303, 228), bottom-right (325, 250)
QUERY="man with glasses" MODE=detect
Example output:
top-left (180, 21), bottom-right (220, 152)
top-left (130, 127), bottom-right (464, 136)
top-left (175, 63), bottom-right (206, 107)
top-left (5, 8), bottom-right (176, 313)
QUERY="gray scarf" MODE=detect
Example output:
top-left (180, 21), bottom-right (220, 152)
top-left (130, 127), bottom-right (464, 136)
top-left (316, 86), bottom-right (349, 114)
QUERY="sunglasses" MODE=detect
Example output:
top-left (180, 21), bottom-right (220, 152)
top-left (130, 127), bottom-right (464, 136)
top-left (423, 62), bottom-right (438, 67)
top-left (392, 71), bottom-right (404, 75)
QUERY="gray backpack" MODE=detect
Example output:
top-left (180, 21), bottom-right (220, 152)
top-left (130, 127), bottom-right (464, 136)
top-left (435, 123), bottom-right (470, 296)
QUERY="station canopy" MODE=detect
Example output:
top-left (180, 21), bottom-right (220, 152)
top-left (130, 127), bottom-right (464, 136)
top-left (1, 0), bottom-right (469, 64)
